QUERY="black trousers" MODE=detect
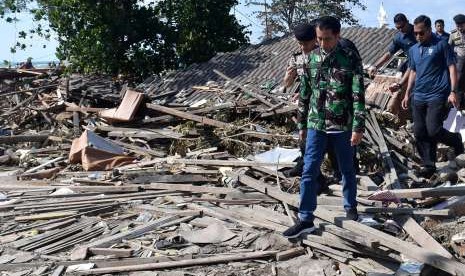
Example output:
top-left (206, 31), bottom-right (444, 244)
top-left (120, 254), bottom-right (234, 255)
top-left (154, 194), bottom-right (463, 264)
top-left (456, 58), bottom-right (465, 102)
top-left (412, 99), bottom-right (462, 168)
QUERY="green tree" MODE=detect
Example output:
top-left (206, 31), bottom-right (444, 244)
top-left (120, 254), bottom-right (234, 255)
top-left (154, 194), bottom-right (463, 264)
top-left (1, 0), bottom-right (249, 79)
top-left (247, 0), bottom-right (366, 40)
top-left (158, 0), bottom-right (250, 66)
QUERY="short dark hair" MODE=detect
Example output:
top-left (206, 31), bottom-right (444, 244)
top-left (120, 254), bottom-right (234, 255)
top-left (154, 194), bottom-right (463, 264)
top-left (435, 19), bottom-right (445, 25)
top-left (414, 15), bottom-right (432, 29)
top-left (454, 14), bottom-right (465, 24)
top-left (293, 22), bottom-right (316, 41)
top-left (315, 16), bottom-right (341, 34)
top-left (393, 13), bottom-right (408, 23)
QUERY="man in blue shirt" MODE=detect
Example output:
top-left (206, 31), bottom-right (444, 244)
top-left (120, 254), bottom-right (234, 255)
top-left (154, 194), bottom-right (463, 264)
top-left (402, 15), bottom-right (463, 178)
top-left (435, 19), bottom-right (450, 41)
top-left (369, 13), bottom-right (416, 91)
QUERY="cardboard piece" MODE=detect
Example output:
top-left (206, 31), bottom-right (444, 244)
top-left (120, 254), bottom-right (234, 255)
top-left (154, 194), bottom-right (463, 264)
top-left (98, 89), bottom-right (144, 122)
top-left (69, 130), bottom-right (135, 171)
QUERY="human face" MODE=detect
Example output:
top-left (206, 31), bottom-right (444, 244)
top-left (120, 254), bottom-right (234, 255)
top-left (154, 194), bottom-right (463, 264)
top-left (395, 21), bottom-right (409, 34)
top-left (316, 27), bottom-right (339, 52)
top-left (414, 22), bottom-right (432, 44)
top-left (298, 39), bottom-right (317, 54)
top-left (457, 22), bottom-right (465, 34)
top-left (435, 22), bottom-right (444, 34)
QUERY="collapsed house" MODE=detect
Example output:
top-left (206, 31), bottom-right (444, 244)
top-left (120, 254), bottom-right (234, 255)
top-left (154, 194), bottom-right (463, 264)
top-left (1, 26), bottom-right (465, 276)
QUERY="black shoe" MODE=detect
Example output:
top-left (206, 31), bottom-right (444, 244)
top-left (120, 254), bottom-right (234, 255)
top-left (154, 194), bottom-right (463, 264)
top-left (415, 166), bottom-right (436, 179)
top-left (283, 167), bottom-right (300, 178)
top-left (345, 208), bottom-right (359, 221)
top-left (283, 162), bottom-right (303, 178)
top-left (282, 220), bottom-right (316, 238)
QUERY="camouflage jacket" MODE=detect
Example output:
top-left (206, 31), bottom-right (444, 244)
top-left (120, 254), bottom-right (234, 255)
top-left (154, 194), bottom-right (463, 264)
top-left (297, 44), bottom-right (366, 133)
top-left (449, 29), bottom-right (465, 58)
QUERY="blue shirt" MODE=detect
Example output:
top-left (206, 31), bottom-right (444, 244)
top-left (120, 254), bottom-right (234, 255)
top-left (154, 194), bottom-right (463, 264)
top-left (435, 32), bottom-right (450, 41)
top-left (409, 35), bottom-right (455, 102)
top-left (388, 24), bottom-right (416, 57)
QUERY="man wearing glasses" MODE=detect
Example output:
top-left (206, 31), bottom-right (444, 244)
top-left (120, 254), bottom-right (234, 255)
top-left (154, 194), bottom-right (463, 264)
top-left (402, 15), bottom-right (463, 178)
top-left (369, 14), bottom-right (416, 93)
top-left (369, 13), bottom-right (416, 76)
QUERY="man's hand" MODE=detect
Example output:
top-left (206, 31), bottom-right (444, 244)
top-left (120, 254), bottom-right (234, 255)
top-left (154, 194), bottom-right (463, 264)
top-left (292, 92), bottom-right (299, 102)
top-left (351, 132), bottom-right (363, 146)
top-left (448, 92), bottom-right (458, 109)
top-left (367, 66), bottom-right (378, 78)
top-left (299, 129), bottom-right (307, 142)
top-left (388, 82), bottom-right (401, 92)
top-left (401, 94), bottom-right (410, 110)
top-left (284, 67), bottom-right (297, 88)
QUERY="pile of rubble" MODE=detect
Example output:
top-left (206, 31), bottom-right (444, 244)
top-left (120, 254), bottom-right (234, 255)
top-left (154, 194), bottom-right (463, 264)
top-left (1, 69), bottom-right (465, 276)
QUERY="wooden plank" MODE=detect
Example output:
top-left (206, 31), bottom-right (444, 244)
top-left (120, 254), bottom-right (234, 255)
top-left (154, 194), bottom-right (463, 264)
top-left (381, 185), bottom-right (465, 199)
top-left (275, 247), bottom-right (306, 261)
top-left (89, 248), bottom-right (133, 258)
top-left (368, 111), bottom-right (402, 189)
top-left (12, 219), bottom-right (97, 249)
top-left (82, 215), bottom-right (179, 248)
top-left (10, 191), bottom-right (176, 211)
top-left (110, 139), bottom-right (165, 157)
top-left (130, 174), bottom-right (215, 184)
top-left (322, 205), bottom-right (452, 216)
top-left (76, 251), bottom-right (278, 275)
top-left (97, 126), bottom-right (183, 140)
top-left (146, 103), bottom-right (232, 129)
top-left (213, 69), bottom-right (275, 108)
top-left (0, 205), bottom-right (115, 236)
top-left (38, 228), bottom-right (105, 254)
top-left (166, 158), bottom-right (295, 168)
top-left (314, 208), bottom-right (465, 275)
top-left (394, 215), bottom-right (453, 259)
top-left (65, 106), bottom-right (105, 113)
top-left (261, 105), bottom-right (298, 118)
top-left (238, 173), bottom-right (465, 275)
top-left (302, 239), bottom-right (353, 259)
top-left (0, 135), bottom-right (49, 144)
top-left (146, 183), bottom-right (234, 195)
top-left (15, 211), bottom-right (77, 222)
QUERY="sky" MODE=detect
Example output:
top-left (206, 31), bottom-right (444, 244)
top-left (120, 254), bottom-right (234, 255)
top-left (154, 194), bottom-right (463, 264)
top-left (0, 0), bottom-right (464, 63)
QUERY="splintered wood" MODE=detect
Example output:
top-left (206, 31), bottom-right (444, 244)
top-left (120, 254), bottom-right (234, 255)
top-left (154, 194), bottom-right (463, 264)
top-left (1, 70), bottom-right (465, 276)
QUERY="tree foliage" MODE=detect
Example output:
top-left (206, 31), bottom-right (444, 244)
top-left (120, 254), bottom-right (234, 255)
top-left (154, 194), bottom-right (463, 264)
top-left (1, 0), bottom-right (249, 80)
top-left (159, 0), bottom-right (250, 66)
top-left (247, 0), bottom-right (366, 40)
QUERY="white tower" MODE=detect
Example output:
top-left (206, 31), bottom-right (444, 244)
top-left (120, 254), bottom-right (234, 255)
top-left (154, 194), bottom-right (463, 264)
top-left (377, 2), bottom-right (388, 28)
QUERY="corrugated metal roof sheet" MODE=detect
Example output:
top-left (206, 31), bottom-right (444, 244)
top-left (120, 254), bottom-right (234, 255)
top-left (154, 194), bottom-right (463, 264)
top-left (139, 26), bottom-right (398, 104)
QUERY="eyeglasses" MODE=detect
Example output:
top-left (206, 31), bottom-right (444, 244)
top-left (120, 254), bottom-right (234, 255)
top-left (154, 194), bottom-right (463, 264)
top-left (414, 30), bottom-right (426, 36)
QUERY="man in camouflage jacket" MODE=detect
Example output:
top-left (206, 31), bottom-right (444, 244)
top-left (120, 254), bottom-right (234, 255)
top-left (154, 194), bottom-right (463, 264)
top-left (450, 14), bottom-right (465, 97)
top-left (283, 16), bottom-right (366, 238)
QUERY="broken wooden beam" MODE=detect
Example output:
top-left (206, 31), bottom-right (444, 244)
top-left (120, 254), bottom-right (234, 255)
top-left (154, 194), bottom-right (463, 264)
top-left (76, 251), bottom-right (278, 275)
top-left (0, 135), bottom-right (49, 144)
top-left (369, 185), bottom-right (465, 199)
top-left (88, 248), bottom-right (133, 258)
top-left (213, 69), bottom-right (275, 108)
top-left (146, 183), bottom-right (234, 195)
top-left (237, 173), bottom-right (465, 275)
top-left (394, 215), bottom-right (453, 259)
top-left (146, 103), bottom-right (232, 129)
top-left (77, 215), bottom-right (180, 250)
